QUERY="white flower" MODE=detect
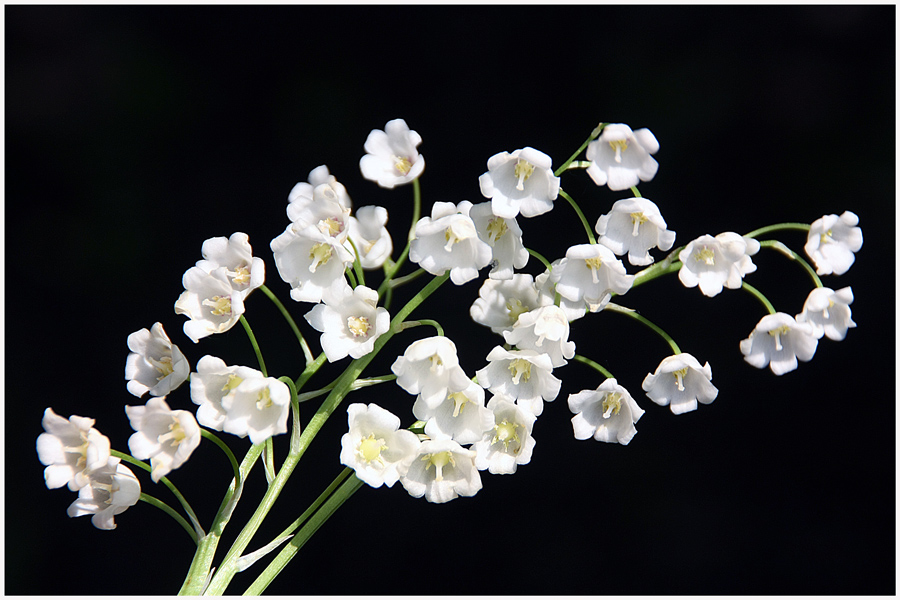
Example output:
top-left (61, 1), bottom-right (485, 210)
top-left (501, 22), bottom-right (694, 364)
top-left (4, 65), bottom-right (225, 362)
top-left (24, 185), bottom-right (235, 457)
top-left (475, 347), bottom-right (561, 417)
top-left (409, 201), bottom-right (493, 285)
top-left (125, 397), bottom-right (201, 483)
top-left (66, 457), bottom-right (140, 530)
top-left (568, 378), bottom-right (644, 444)
top-left (472, 395), bottom-right (536, 475)
top-left (585, 124), bottom-right (659, 191)
top-left (37, 408), bottom-right (111, 491)
top-left (125, 322), bottom-right (190, 397)
top-left (287, 183), bottom-right (352, 244)
top-left (359, 118), bottom-right (424, 188)
top-left (796, 286), bottom-right (856, 341)
top-left (470, 274), bottom-right (542, 335)
top-left (270, 223), bottom-right (354, 304)
top-left (391, 336), bottom-right (472, 409)
top-left (550, 243), bottom-right (635, 312)
top-left (400, 437), bottom-right (482, 503)
top-left (804, 211), bottom-right (863, 275)
top-left (304, 285), bottom-right (390, 362)
top-left (347, 205), bottom-right (393, 269)
top-left (478, 147), bottom-right (560, 219)
top-left (414, 378), bottom-right (494, 445)
top-left (340, 403), bottom-right (421, 489)
top-left (195, 232), bottom-right (266, 299)
top-left (175, 266), bottom-right (245, 342)
top-left (740, 313), bottom-right (818, 376)
top-left (535, 261), bottom-right (591, 322)
top-left (595, 197), bottom-right (676, 266)
top-left (678, 232), bottom-right (760, 297)
top-left (468, 201), bottom-right (529, 280)
top-left (288, 165), bottom-right (352, 212)
top-left (503, 305), bottom-right (576, 368)
top-left (642, 353), bottom-right (719, 415)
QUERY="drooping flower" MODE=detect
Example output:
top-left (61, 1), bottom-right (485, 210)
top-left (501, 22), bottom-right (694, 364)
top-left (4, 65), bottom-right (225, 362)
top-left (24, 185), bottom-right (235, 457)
top-left (400, 436), bottom-right (482, 503)
top-left (195, 232), bottom-right (266, 299)
top-left (347, 205), bottom-right (393, 270)
top-left (304, 284), bottom-right (390, 362)
top-left (475, 346), bottom-right (561, 417)
top-left (37, 408), bottom-right (111, 491)
top-left (472, 395), bottom-right (536, 475)
top-left (359, 118), bottom-right (424, 188)
top-left (568, 378), bottom-right (644, 444)
top-left (535, 261), bottom-right (591, 322)
top-left (468, 201), bottom-right (529, 280)
top-left (585, 124), bottom-right (660, 191)
top-left (287, 183), bottom-right (352, 244)
top-left (677, 232), bottom-right (760, 297)
top-left (125, 322), bottom-right (190, 397)
top-left (739, 313), bottom-right (818, 375)
top-left (478, 147), bottom-right (560, 219)
top-left (409, 201), bottom-right (493, 285)
top-left (340, 403), bottom-right (421, 488)
top-left (804, 211), bottom-right (863, 275)
top-left (270, 224), bottom-right (354, 304)
top-left (66, 457), bottom-right (140, 530)
top-left (595, 197), bottom-right (676, 266)
top-left (391, 336), bottom-right (472, 409)
top-left (503, 305), bottom-right (576, 368)
top-left (175, 266), bottom-right (245, 342)
top-left (549, 243), bottom-right (635, 312)
top-left (413, 378), bottom-right (494, 445)
top-left (796, 286), bottom-right (856, 341)
top-left (125, 397), bottom-right (201, 483)
top-left (642, 353), bottom-right (719, 415)
top-left (288, 165), bottom-right (352, 212)
top-left (470, 274), bottom-right (543, 335)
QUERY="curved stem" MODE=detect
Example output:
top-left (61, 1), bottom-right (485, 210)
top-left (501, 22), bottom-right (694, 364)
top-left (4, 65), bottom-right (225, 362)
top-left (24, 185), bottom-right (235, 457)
top-left (346, 237), bottom-right (366, 288)
top-left (239, 315), bottom-right (267, 377)
top-left (631, 246), bottom-right (684, 289)
top-left (200, 429), bottom-right (241, 485)
top-left (294, 351), bottom-right (327, 392)
top-left (573, 354), bottom-right (615, 380)
top-left (555, 122), bottom-right (607, 176)
top-left (139, 492), bottom-right (198, 544)
top-left (743, 222), bottom-right (811, 239)
top-left (605, 302), bottom-right (682, 355)
top-left (742, 282), bottom-right (777, 315)
top-left (258, 284), bottom-right (314, 366)
top-left (527, 247), bottom-right (553, 273)
top-left (388, 267), bottom-right (426, 290)
top-left (558, 189), bottom-right (597, 245)
top-left (400, 319), bottom-right (444, 337)
top-left (630, 185), bottom-right (642, 197)
top-left (759, 240), bottom-right (823, 288)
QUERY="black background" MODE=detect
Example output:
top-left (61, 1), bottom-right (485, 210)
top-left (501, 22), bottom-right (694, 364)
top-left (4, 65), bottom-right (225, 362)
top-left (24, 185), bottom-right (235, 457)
top-left (6, 5), bottom-right (895, 596)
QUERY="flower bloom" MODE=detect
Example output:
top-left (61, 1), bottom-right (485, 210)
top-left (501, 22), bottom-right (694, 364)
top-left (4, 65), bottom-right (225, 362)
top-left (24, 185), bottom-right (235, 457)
top-left (413, 378), bottom-right (494, 445)
top-left (304, 285), bottom-right (390, 362)
top-left (270, 224), bottom-right (354, 304)
top-left (478, 147), bottom-right (560, 219)
top-left (391, 336), bottom-right (472, 409)
top-left (595, 197), bottom-right (676, 266)
top-left (400, 437), bottom-right (482, 503)
top-left (125, 322), bottom-right (190, 397)
top-left (503, 305), bottom-right (576, 368)
top-left (287, 184), bottom-right (352, 246)
top-left (37, 408), bottom-right (111, 491)
top-left (585, 124), bottom-right (659, 191)
top-left (359, 118), bottom-right (424, 188)
top-left (475, 347), bottom-right (561, 417)
top-left (642, 353), bottom-right (719, 415)
top-left (66, 457), bottom-right (140, 530)
top-left (195, 232), bottom-right (266, 300)
top-left (472, 395), bottom-right (536, 475)
top-left (796, 286), bottom-right (856, 341)
top-left (125, 397), bottom-right (201, 483)
top-left (804, 211), bottom-right (863, 275)
top-left (340, 403), bottom-right (421, 488)
top-left (568, 378), bottom-right (644, 444)
top-left (347, 205), bottom-right (393, 269)
top-left (409, 201), bottom-right (493, 285)
top-left (288, 165), bottom-right (352, 212)
top-left (550, 243), bottom-right (635, 312)
top-left (470, 274), bottom-right (542, 335)
top-left (678, 232), bottom-right (760, 297)
top-left (175, 266), bottom-right (245, 342)
top-left (739, 313), bottom-right (818, 375)
top-left (468, 201), bottom-right (529, 280)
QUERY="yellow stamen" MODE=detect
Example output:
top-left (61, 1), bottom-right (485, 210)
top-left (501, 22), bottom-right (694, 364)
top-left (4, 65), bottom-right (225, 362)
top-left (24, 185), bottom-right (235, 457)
top-left (202, 295), bottom-right (232, 316)
top-left (347, 315), bottom-right (370, 338)
top-left (508, 358), bottom-right (532, 385)
top-left (514, 159), bottom-right (535, 191)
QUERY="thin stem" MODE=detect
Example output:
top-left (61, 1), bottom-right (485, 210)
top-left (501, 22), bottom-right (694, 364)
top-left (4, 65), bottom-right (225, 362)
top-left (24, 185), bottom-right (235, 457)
top-left (631, 185), bottom-right (642, 197)
top-left (742, 282), bottom-right (777, 315)
top-left (558, 188), bottom-right (597, 245)
top-left (605, 302), bottom-right (682, 355)
top-left (527, 247), bottom-right (553, 273)
top-left (139, 492), bottom-right (198, 544)
top-left (258, 284), bottom-right (314, 365)
top-left (744, 222), bottom-right (811, 239)
top-left (239, 315), bottom-right (267, 377)
top-left (631, 246), bottom-right (684, 289)
top-left (295, 374), bottom-right (397, 404)
top-left (263, 438), bottom-right (276, 484)
top-left (345, 265), bottom-right (358, 288)
top-left (200, 429), bottom-right (241, 485)
top-left (400, 319), bottom-right (444, 336)
top-left (294, 351), bottom-right (327, 392)
top-left (388, 267), bottom-right (426, 290)
top-left (555, 122), bottom-right (607, 176)
top-left (346, 237), bottom-right (366, 287)
top-left (759, 239), bottom-right (823, 288)
top-left (378, 179), bottom-right (422, 300)
top-left (573, 354), bottom-right (615, 380)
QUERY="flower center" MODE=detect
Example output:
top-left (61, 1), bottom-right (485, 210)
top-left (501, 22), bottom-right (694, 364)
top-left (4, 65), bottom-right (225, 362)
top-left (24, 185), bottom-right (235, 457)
top-left (393, 155), bottom-right (413, 175)
top-left (318, 217), bottom-right (344, 237)
top-left (256, 387), bottom-right (273, 410)
top-left (486, 217), bottom-right (508, 243)
top-left (695, 246), bottom-right (716, 266)
top-left (422, 450), bottom-right (455, 482)
top-left (448, 391), bottom-right (470, 417)
top-left (347, 315), bottom-right (370, 338)
top-left (506, 298), bottom-right (530, 324)
top-left (222, 373), bottom-right (244, 392)
top-left (309, 242), bottom-right (333, 272)
top-left (508, 358), bottom-right (532, 385)
top-left (230, 265), bottom-right (252, 286)
top-left (202, 295), bottom-right (233, 316)
top-left (492, 419), bottom-right (521, 453)
top-left (820, 229), bottom-right (834, 244)
top-left (768, 324), bottom-right (791, 351)
top-left (514, 159), bottom-right (535, 191)
top-left (158, 417), bottom-right (187, 447)
top-left (444, 218), bottom-right (477, 252)
top-left (429, 353), bottom-right (444, 372)
top-left (609, 139), bottom-right (629, 163)
top-left (630, 212), bottom-right (648, 236)
top-left (357, 434), bottom-right (387, 464)
top-left (602, 392), bottom-right (622, 418)
top-left (151, 356), bottom-right (174, 381)
top-left (672, 367), bottom-right (688, 391)
top-left (584, 256), bottom-right (603, 284)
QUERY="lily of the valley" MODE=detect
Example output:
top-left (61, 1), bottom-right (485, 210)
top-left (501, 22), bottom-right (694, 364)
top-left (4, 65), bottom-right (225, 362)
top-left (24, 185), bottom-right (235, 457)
top-left (304, 284), bottom-right (390, 362)
top-left (288, 165), bottom-right (352, 212)
top-left (478, 147), bottom-right (560, 219)
top-left (347, 205), bottom-right (393, 270)
top-left (409, 201), bottom-right (493, 285)
top-left (125, 397), bottom-right (201, 483)
top-left (195, 232), bottom-right (266, 299)
top-left (125, 322), bottom-right (190, 398)
top-left (65, 457), bottom-right (140, 530)
top-left (585, 124), bottom-right (659, 191)
top-left (469, 273), bottom-right (543, 335)
top-left (568, 378), bottom-right (644, 444)
top-left (340, 403), bottom-right (421, 488)
top-left (804, 211), bottom-right (863, 275)
top-left (472, 395), bottom-right (536, 475)
top-left (359, 118), bottom-right (424, 188)
top-left (37, 408), bottom-right (111, 491)
top-left (175, 266), bottom-right (245, 343)
top-left (468, 201), bottom-right (529, 280)
top-left (550, 243), bottom-right (635, 313)
top-left (740, 313), bottom-right (818, 375)
top-left (391, 336), bottom-right (473, 409)
top-left (796, 286), bottom-right (856, 341)
top-left (595, 197), bottom-right (676, 266)
top-left (475, 346), bottom-right (561, 417)
top-left (270, 224), bottom-right (354, 304)
top-left (503, 305), bottom-right (576, 368)
top-left (678, 232), bottom-right (760, 297)
top-left (413, 378), bottom-right (494, 445)
top-left (642, 353), bottom-right (719, 415)
top-left (400, 436), bottom-right (482, 504)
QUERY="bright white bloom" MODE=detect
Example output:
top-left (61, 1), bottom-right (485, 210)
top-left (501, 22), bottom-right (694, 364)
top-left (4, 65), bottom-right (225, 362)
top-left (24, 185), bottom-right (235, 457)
top-left (287, 183), bottom-right (352, 244)
top-left (195, 232), bottom-right (266, 299)
top-left (478, 147), bottom-right (560, 219)
top-left (347, 205), bottom-right (393, 269)
top-left (642, 353), bottom-right (719, 415)
top-left (585, 124), bottom-right (659, 191)
top-left (503, 305), bottom-right (576, 368)
top-left (468, 201), bottom-right (529, 280)
top-left (804, 211), bottom-right (863, 275)
top-left (740, 313), bottom-right (818, 375)
top-left (568, 378), bottom-right (644, 444)
top-left (470, 274), bottom-right (542, 335)
top-left (37, 408), bottom-right (111, 491)
top-left (414, 379), bottom-right (494, 445)
top-left (475, 347), bottom-right (561, 416)
top-left (190, 355), bottom-right (264, 430)
top-left (304, 285), bottom-right (390, 362)
top-left (125, 397), bottom-right (201, 483)
top-left (66, 457), bottom-right (140, 530)
top-left (359, 118), bottom-right (424, 188)
top-left (796, 286), bottom-right (856, 341)
top-left (391, 336), bottom-right (472, 409)
top-left (270, 224), bottom-right (354, 304)
top-left (535, 262), bottom-right (590, 322)
top-left (409, 201), bottom-right (493, 285)
top-left (288, 165), bottom-right (352, 211)
top-left (595, 197), bottom-right (676, 266)
top-left (175, 266), bottom-right (245, 342)
top-left (550, 243), bottom-right (635, 312)
top-left (400, 437), bottom-right (482, 503)
top-left (340, 403), bottom-right (421, 489)
top-left (678, 232), bottom-right (760, 297)
top-left (125, 322), bottom-right (190, 397)
top-left (472, 395), bottom-right (536, 475)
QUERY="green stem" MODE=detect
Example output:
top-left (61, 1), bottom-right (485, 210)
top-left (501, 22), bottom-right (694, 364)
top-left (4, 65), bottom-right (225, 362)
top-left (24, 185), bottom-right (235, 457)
top-left (346, 237), bottom-right (366, 287)
top-left (573, 354), bottom-right (615, 380)
top-left (758, 239), bottom-right (823, 288)
top-left (527, 247), bottom-right (553, 273)
top-left (631, 247), bottom-right (684, 289)
top-left (605, 302), bottom-right (682, 355)
top-left (200, 429), bottom-right (241, 485)
top-left (743, 222), bottom-right (811, 239)
top-left (555, 122), bottom-right (607, 176)
top-left (631, 185), bottom-right (642, 197)
top-left (139, 493), bottom-right (198, 544)
top-left (378, 178), bottom-right (422, 300)
top-left (294, 351), bottom-right (327, 392)
top-left (345, 265), bottom-right (358, 288)
top-left (259, 284), bottom-right (315, 365)
top-left (388, 267), bottom-right (426, 290)
top-left (558, 189), bottom-right (596, 245)
top-left (742, 282), bottom-right (777, 315)
top-left (295, 374), bottom-right (397, 404)
top-left (239, 315), bottom-right (267, 377)
top-left (400, 319), bottom-right (444, 336)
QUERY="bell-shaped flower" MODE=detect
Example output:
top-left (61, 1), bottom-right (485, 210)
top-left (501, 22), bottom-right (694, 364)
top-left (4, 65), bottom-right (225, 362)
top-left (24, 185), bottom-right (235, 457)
top-left (535, 262), bottom-right (590, 322)
top-left (125, 322), bottom-right (190, 397)
top-left (287, 183), bottom-right (352, 244)
top-left (478, 147), bottom-right (560, 219)
top-left (595, 197), bottom-right (676, 266)
top-left (304, 284), bottom-right (390, 362)
top-left (190, 355), bottom-right (263, 430)
top-left (503, 305), bottom-right (576, 368)
top-left (470, 274), bottom-right (542, 335)
top-left (585, 124), bottom-right (660, 191)
top-left (400, 436), bottom-right (482, 504)
top-left (642, 353), bottom-right (719, 415)
top-left (270, 223), bottom-right (354, 304)
top-left (288, 165), bottom-right (352, 212)
top-left (409, 201), bottom-right (493, 285)
top-left (125, 397), bottom-right (201, 483)
top-left (414, 378), bottom-right (494, 445)
top-left (66, 457), bottom-right (140, 530)
top-left (340, 403), bottom-right (421, 488)
top-left (472, 395), bottom-right (536, 475)
top-left (796, 286), bottom-right (856, 341)
top-left (568, 378), bottom-right (644, 444)
top-left (347, 205), bottom-right (393, 269)
top-left (550, 243), bottom-right (635, 312)
top-left (475, 347), bottom-right (561, 416)
top-left (195, 232), bottom-right (266, 300)
top-left (175, 266), bottom-right (245, 343)
top-left (391, 336), bottom-right (472, 409)
top-left (359, 118), bottom-right (424, 188)
top-left (740, 313), bottom-right (818, 375)
top-left (468, 201), bottom-right (529, 280)
top-left (804, 211), bottom-right (863, 275)
top-left (678, 232), bottom-right (760, 297)
top-left (37, 408), bottom-right (111, 491)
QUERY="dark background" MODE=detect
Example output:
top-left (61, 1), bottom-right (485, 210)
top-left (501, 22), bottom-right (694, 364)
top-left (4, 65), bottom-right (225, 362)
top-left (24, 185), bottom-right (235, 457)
top-left (6, 5), bottom-right (895, 596)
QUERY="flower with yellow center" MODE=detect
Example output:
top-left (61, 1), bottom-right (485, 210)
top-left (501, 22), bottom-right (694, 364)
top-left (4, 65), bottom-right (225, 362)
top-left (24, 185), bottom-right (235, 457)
top-left (478, 147), bottom-right (560, 219)
top-left (568, 379), bottom-right (644, 444)
top-left (125, 322), bottom-right (190, 397)
top-left (360, 118), bottom-right (425, 188)
top-left (400, 437), bottom-right (481, 503)
top-left (677, 232), bottom-right (760, 298)
top-left (585, 123), bottom-right (659, 191)
top-left (473, 396), bottom-right (536, 474)
top-left (341, 403), bottom-right (421, 489)
top-left (126, 397), bottom-right (201, 482)
top-left (642, 353), bottom-right (719, 414)
top-left (305, 284), bottom-right (389, 362)
top-left (476, 346), bottom-right (561, 417)
top-left (740, 313), bottom-right (818, 376)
